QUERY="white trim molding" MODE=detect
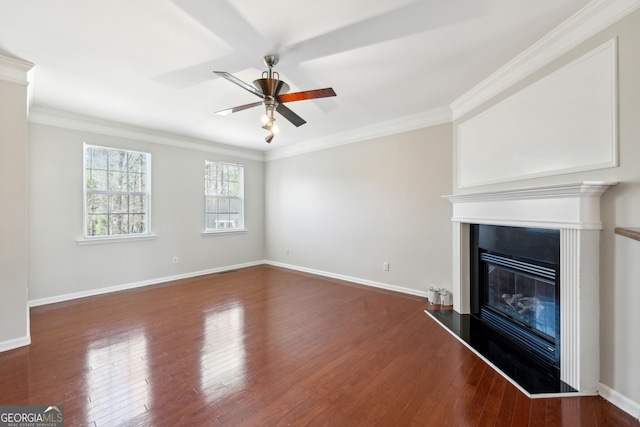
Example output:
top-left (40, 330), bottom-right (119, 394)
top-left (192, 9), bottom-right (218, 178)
top-left (445, 181), bottom-right (617, 230)
top-left (598, 382), bottom-right (640, 420)
top-left (28, 258), bottom-right (427, 311)
top-left (0, 335), bottom-right (31, 353)
top-left (28, 106), bottom-right (265, 162)
top-left (0, 54), bottom-right (34, 86)
top-left (201, 229), bottom-right (248, 236)
top-left (265, 260), bottom-right (428, 299)
top-left (28, 260), bottom-right (265, 307)
top-left (451, 0), bottom-right (640, 120)
top-left (77, 234), bottom-right (158, 245)
top-left (265, 106), bottom-right (452, 161)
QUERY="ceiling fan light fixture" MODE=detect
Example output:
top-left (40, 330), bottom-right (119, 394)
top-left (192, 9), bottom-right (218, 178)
top-left (265, 132), bottom-right (275, 144)
top-left (261, 111), bottom-right (274, 128)
top-left (261, 107), bottom-right (278, 143)
top-left (214, 54), bottom-right (336, 144)
top-left (262, 103), bottom-right (276, 125)
top-left (261, 119), bottom-right (278, 134)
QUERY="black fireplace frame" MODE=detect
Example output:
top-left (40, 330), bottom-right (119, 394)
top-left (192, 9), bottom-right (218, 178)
top-left (470, 224), bottom-right (561, 372)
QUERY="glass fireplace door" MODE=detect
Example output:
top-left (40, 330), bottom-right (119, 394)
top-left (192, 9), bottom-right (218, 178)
top-left (481, 252), bottom-right (557, 343)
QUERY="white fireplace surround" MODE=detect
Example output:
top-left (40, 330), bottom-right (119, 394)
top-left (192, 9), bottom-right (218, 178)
top-left (444, 181), bottom-right (616, 394)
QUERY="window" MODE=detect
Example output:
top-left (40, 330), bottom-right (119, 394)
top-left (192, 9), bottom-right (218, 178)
top-left (205, 161), bottom-right (244, 232)
top-left (84, 144), bottom-right (151, 238)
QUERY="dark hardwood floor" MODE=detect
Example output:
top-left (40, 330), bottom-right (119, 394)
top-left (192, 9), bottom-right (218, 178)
top-left (1, 265), bottom-right (637, 426)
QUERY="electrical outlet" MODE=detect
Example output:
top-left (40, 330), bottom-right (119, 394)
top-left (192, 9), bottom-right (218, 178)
top-left (172, 256), bottom-right (179, 264)
top-left (285, 248), bottom-right (289, 255)
top-left (383, 262), bottom-right (389, 271)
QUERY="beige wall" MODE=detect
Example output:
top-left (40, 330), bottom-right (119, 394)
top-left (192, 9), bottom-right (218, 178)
top-left (27, 122), bottom-right (265, 302)
top-left (453, 9), bottom-right (640, 408)
top-left (0, 57), bottom-right (31, 349)
top-left (265, 124), bottom-right (453, 294)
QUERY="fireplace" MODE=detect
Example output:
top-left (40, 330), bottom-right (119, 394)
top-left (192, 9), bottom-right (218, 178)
top-left (471, 225), bottom-right (560, 371)
top-left (443, 181), bottom-right (616, 394)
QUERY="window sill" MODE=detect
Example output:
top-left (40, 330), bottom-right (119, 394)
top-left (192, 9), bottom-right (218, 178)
top-left (201, 229), bottom-right (248, 236)
top-left (77, 234), bottom-right (157, 245)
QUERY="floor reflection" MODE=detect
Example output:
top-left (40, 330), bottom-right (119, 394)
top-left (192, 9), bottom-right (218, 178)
top-left (86, 330), bottom-right (150, 425)
top-left (200, 303), bottom-right (247, 404)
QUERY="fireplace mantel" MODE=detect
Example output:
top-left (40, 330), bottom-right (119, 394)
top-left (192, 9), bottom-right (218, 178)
top-left (444, 181), bottom-right (617, 230)
top-left (444, 181), bottom-right (616, 394)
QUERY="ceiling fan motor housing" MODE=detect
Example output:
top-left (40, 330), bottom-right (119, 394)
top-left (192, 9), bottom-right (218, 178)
top-left (253, 78), bottom-right (290, 98)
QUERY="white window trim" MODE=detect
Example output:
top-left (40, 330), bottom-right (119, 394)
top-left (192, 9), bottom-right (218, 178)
top-left (77, 234), bottom-right (157, 245)
top-left (201, 229), bottom-right (248, 237)
top-left (83, 143), bottom-right (153, 241)
top-left (204, 160), bottom-right (245, 233)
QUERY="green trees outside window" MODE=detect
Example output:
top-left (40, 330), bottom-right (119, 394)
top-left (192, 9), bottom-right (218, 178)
top-left (84, 145), bottom-right (151, 237)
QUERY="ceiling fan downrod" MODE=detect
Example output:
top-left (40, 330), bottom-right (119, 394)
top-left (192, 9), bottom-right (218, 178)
top-left (261, 55), bottom-right (280, 143)
top-left (262, 55), bottom-right (280, 83)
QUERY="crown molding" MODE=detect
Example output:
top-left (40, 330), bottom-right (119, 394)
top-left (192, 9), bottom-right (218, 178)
top-left (28, 106), bottom-right (265, 161)
top-left (27, 105), bottom-right (451, 163)
top-left (451, 0), bottom-right (640, 121)
top-left (0, 54), bottom-right (34, 86)
top-left (265, 106), bottom-right (452, 161)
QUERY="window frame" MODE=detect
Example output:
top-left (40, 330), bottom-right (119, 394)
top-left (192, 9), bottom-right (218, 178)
top-left (81, 143), bottom-right (153, 243)
top-left (203, 160), bottom-right (246, 234)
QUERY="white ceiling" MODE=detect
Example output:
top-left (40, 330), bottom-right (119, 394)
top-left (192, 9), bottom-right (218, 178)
top-left (0, 0), bottom-right (592, 152)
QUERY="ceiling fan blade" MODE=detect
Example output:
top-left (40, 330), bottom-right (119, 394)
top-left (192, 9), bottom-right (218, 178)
top-left (214, 71), bottom-right (266, 99)
top-left (215, 101), bottom-right (263, 116)
top-left (277, 88), bottom-right (336, 103)
top-left (276, 104), bottom-right (306, 127)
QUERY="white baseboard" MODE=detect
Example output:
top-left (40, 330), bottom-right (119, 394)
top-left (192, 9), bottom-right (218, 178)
top-left (265, 260), bottom-right (428, 299)
top-left (28, 260), bottom-right (265, 307)
top-left (0, 335), bottom-right (30, 353)
top-left (29, 260), bottom-right (426, 308)
top-left (598, 382), bottom-right (640, 421)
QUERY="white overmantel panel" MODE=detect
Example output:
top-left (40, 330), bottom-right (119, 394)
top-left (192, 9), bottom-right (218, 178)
top-left (444, 181), bottom-right (617, 229)
top-left (457, 40), bottom-right (617, 188)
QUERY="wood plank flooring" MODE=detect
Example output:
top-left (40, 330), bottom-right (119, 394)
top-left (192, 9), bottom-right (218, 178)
top-left (1, 265), bottom-right (638, 426)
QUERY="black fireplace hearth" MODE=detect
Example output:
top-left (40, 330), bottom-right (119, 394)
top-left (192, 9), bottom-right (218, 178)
top-left (425, 309), bottom-right (575, 394)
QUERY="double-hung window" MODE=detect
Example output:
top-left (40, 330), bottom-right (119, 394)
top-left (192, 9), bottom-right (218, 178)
top-left (84, 144), bottom-right (151, 238)
top-left (205, 161), bottom-right (244, 232)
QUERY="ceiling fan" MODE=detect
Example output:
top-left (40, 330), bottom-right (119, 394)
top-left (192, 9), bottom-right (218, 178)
top-left (214, 55), bottom-right (336, 143)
